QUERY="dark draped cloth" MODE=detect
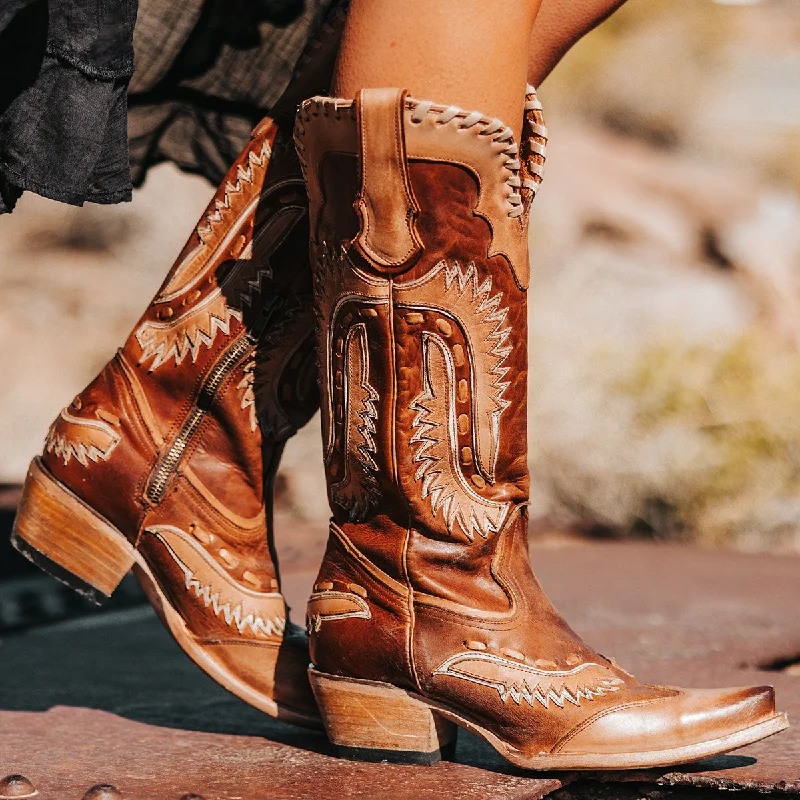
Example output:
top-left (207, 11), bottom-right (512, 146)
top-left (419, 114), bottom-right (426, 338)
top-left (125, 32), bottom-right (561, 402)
top-left (0, 0), bottom-right (333, 213)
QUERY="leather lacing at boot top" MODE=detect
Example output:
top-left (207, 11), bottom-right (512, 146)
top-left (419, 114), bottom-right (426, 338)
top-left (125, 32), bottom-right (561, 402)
top-left (294, 85), bottom-right (548, 220)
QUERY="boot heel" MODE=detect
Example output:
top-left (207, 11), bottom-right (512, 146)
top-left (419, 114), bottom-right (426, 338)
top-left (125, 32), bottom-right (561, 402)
top-left (11, 458), bottom-right (137, 604)
top-left (309, 667), bottom-right (457, 765)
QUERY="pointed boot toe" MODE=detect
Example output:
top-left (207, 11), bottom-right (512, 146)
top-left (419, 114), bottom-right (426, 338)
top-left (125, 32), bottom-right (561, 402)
top-left (554, 684), bottom-right (787, 767)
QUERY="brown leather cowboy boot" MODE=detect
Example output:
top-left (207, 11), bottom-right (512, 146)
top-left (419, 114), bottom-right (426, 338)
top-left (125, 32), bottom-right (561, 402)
top-left (9, 4), bottom-right (350, 726)
top-left (295, 87), bottom-right (788, 767)
top-left (11, 116), bottom-right (321, 726)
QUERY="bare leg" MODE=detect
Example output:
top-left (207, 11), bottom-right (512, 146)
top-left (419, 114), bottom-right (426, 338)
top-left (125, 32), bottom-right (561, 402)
top-left (527, 0), bottom-right (630, 87)
top-left (332, 0), bottom-right (543, 137)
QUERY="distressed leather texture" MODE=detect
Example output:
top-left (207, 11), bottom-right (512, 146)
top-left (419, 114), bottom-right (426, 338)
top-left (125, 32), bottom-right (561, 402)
top-left (40, 119), bottom-right (319, 720)
top-left (353, 87), bottom-right (423, 270)
top-left (28, 6), bottom-right (353, 721)
top-left (297, 88), bottom-right (778, 758)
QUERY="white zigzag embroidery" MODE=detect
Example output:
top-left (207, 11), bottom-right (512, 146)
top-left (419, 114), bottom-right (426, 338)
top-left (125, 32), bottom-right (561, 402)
top-left (433, 652), bottom-right (624, 710)
top-left (410, 334), bottom-right (510, 541)
top-left (332, 323), bottom-right (381, 521)
top-left (148, 526), bottom-right (285, 639)
top-left (136, 290), bottom-right (243, 371)
top-left (496, 679), bottom-right (623, 708)
top-left (156, 139), bottom-right (273, 303)
top-left (235, 267), bottom-right (273, 311)
top-left (440, 261), bottom-right (512, 479)
top-left (45, 410), bottom-right (121, 467)
top-left (196, 141), bottom-right (272, 244)
top-left (182, 569), bottom-right (285, 638)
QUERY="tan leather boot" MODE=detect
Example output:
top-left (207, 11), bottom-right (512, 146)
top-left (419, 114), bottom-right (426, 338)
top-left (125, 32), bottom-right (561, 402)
top-left (11, 5), bottom-right (349, 728)
top-left (11, 116), bottom-right (322, 725)
top-left (296, 88), bottom-right (788, 767)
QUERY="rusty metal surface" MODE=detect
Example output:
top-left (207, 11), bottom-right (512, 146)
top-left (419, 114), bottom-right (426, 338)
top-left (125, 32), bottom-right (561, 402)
top-left (522, 540), bottom-right (800, 792)
top-left (0, 706), bottom-right (565, 800)
top-left (1, 539), bottom-right (799, 797)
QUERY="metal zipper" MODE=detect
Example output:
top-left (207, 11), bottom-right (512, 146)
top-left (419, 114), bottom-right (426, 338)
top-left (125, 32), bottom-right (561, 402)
top-left (145, 295), bottom-right (287, 505)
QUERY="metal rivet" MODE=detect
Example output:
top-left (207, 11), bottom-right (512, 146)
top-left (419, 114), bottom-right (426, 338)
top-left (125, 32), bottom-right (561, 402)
top-left (566, 654), bottom-right (582, 666)
top-left (348, 583), bottom-right (368, 598)
top-left (188, 289), bottom-right (202, 303)
top-left (535, 659), bottom-right (558, 670)
top-left (82, 786), bottom-right (123, 800)
top-left (157, 306), bottom-right (174, 320)
top-left (362, 308), bottom-right (378, 317)
top-left (336, 404), bottom-right (343, 421)
top-left (461, 447), bottom-right (473, 466)
top-left (502, 648), bottom-right (526, 662)
top-left (0, 774), bottom-right (37, 798)
top-left (465, 641), bottom-right (487, 651)
top-left (314, 581), bottom-right (334, 592)
top-left (336, 338), bottom-right (344, 355)
top-left (453, 344), bottom-right (465, 367)
top-left (471, 474), bottom-right (486, 489)
top-left (218, 549), bottom-right (238, 570)
top-left (436, 319), bottom-right (453, 337)
top-left (71, 397), bottom-right (83, 411)
top-left (405, 312), bottom-right (424, 324)
top-left (457, 414), bottom-right (469, 435)
top-left (458, 379), bottom-right (469, 403)
top-left (335, 370), bottom-right (343, 388)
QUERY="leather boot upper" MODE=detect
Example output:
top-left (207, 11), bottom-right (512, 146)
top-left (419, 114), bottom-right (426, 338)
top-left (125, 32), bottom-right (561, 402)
top-left (298, 88), bottom-right (779, 757)
top-left (41, 120), bottom-right (319, 717)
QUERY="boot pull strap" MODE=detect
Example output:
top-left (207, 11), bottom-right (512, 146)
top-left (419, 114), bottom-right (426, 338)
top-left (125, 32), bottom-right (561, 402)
top-left (353, 88), bottom-right (423, 272)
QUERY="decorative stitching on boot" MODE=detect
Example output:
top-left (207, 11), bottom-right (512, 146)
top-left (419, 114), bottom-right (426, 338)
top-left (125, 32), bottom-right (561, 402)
top-left (433, 651), bottom-right (623, 710)
top-left (330, 322), bottom-right (381, 521)
top-left (397, 259), bottom-right (512, 483)
top-left (45, 409), bottom-right (122, 467)
top-left (296, 90), bottom-right (547, 221)
top-left (410, 333), bottom-right (511, 541)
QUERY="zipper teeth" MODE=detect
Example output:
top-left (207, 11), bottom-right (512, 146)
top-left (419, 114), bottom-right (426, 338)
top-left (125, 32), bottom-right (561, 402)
top-left (146, 408), bottom-right (204, 503)
top-left (145, 333), bottom-right (255, 504)
top-left (144, 293), bottom-right (288, 506)
top-left (199, 334), bottom-right (255, 408)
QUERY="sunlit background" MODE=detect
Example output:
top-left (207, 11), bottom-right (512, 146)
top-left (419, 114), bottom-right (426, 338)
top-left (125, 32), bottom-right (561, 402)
top-left (1, 0), bottom-right (798, 565)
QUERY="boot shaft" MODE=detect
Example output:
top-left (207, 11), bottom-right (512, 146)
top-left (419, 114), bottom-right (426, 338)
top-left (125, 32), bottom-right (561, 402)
top-left (297, 88), bottom-right (546, 587)
top-left (43, 121), bottom-right (318, 542)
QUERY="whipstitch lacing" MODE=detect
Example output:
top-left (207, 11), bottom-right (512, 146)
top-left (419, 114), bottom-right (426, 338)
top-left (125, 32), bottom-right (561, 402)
top-left (407, 99), bottom-right (527, 218)
top-left (294, 85), bottom-right (548, 220)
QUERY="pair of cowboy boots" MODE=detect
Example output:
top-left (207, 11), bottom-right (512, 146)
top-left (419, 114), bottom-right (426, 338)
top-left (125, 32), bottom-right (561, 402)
top-left (11, 29), bottom-right (787, 767)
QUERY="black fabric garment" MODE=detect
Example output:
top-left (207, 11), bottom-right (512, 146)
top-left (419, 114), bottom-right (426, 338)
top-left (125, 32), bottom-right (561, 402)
top-left (0, 0), bottom-right (136, 213)
top-left (0, 0), bottom-right (334, 213)
top-left (127, 0), bottom-right (333, 188)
